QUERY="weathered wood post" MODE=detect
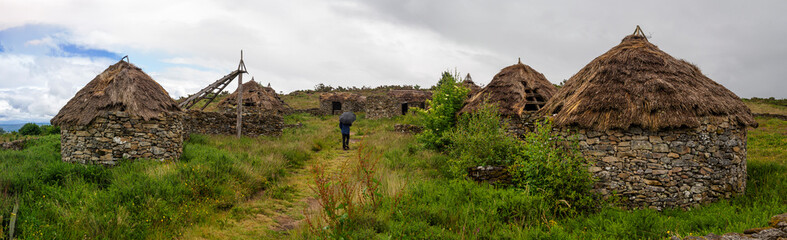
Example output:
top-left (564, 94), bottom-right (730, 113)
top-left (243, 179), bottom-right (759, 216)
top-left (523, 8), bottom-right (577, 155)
top-left (236, 50), bottom-right (244, 138)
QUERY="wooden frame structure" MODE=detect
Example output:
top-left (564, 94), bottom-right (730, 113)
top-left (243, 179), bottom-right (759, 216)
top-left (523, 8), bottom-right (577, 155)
top-left (178, 51), bottom-right (248, 137)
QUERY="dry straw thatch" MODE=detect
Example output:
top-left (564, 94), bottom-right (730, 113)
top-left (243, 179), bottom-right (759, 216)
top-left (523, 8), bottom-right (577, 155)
top-left (461, 60), bottom-right (557, 116)
top-left (51, 60), bottom-right (180, 127)
top-left (540, 29), bottom-right (756, 131)
top-left (218, 80), bottom-right (289, 113)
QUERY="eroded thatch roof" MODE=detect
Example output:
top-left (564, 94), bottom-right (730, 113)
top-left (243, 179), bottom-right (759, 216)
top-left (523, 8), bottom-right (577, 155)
top-left (388, 90), bottom-right (432, 102)
top-left (51, 60), bottom-right (180, 126)
top-left (461, 60), bottom-right (557, 116)
top-left (319, 92), bottom-right (366, 102)
top-left (218, 80), bottom-right (289, 113)
top-left (539, 31), bottom-right (756, 131)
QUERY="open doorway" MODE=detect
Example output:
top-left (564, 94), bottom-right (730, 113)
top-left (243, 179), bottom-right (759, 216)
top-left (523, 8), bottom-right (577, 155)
top-left (401, 103), bottom-right (409, 115)
top-left (332, 101), bottom-right (342, 114)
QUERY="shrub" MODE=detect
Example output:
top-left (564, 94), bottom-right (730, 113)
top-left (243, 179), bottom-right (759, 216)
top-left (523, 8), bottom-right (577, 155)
top-left (416, 71), bottom-right (469, 150)
top-left (446, 102), bottom-right (522, 177)
top-left (508, 120), bottom-right (597, 216)
top-left (0, 127), bottom-right (5, 134)
top-left (39, 125), bottom-right (60, 135)
top-left (18, 123), bottom-right (41, 136)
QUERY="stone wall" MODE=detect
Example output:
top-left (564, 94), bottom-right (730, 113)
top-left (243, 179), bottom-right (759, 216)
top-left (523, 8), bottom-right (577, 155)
top-left (319, 100), bottom-right (365, 115)
top-left (558, 119), bottom-right (747, 210)
top-left (60, 111), bottom-right (184, 165)
top-left (364, 95), bottom-right (426, 120)
top-left (366, 95), bottom-right (399, 119)
top-left (0, 139), bottom-right (26, 151)
top-left (183, 110), bottom-right (283, 137)
top-left (467, 166), bottom-right (511, 186)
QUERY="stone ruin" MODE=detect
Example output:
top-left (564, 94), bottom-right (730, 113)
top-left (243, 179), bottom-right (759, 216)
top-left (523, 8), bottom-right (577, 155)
top-left (319, 92), bottom-right (366, 115)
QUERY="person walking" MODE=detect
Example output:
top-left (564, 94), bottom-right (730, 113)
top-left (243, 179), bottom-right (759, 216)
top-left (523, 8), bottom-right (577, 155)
top-left (339, 121), bottom-right (351, 150)
top-left (339, 111), bottom-right (356, 150)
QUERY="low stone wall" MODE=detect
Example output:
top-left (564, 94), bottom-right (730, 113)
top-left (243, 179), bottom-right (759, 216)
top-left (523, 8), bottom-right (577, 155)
top-left (558, 119), bottom-right (747, 210)
top-left (672, 213), bottom-right (787, 240)
top-left (183, 110), bottom-right (283, 137)
top-left (393, 124), bottom-right (423, 134)
top-left (60, 111), bottom-right (184, 165)
top-left (0, 139), bottom-right (26, 151)
top-left (467, 166), bottom-right (511, 186)
top-left (366, 95), bottom-right (399, 119)
top-left (319, 100), bottom-right (365, 115)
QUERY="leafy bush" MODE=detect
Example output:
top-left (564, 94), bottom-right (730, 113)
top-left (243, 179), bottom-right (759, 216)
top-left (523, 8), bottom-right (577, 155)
top-left (18, 123), bottom-right (41, 136)
top-left (447, 102), bottom-right (522, 177)
top-left (508, 120), bottom-right (597, 216)
top-left (39, 125), bottom-right (60, 135)
top-left (416, 71), bottom-right (469, 149)
top-left (0, 127), bottom-right (5, 134)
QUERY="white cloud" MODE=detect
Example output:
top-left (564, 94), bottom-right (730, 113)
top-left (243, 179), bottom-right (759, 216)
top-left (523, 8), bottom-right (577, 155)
top-left (1, 0), bottom-right (786, 123)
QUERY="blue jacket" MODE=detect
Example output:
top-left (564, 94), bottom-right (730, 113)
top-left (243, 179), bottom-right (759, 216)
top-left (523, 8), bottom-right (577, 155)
top-left (339, 123), bottom-right (351, 134)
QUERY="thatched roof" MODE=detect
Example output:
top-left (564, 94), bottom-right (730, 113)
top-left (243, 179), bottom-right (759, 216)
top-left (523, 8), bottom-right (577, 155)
top-left (461, 73), bottom-right (481, 95)
top-left (388, 90), bottom-right (431, 102)
top-left (320, 92), bottom-right (366, 102)
top-left (539, 29), bottom-right (757, 131)
top-left (51, 60), bottom-right (180, 126)
top-left (217, 79), bottom-right (289, 114)
top-left (460, 60), bottom-right (557, 116)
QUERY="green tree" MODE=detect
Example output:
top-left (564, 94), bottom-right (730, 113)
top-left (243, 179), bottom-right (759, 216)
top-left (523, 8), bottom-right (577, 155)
top-left (19, 123), bottom-right (41, 136)
top-left (416, 71), bottom-right (469, 150)
top-left (0, 127), bottom-right (5, 134)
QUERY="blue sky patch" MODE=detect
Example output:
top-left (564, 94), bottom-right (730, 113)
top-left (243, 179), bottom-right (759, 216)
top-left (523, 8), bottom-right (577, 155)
top-left (58, 43), bottom-right (121, 59)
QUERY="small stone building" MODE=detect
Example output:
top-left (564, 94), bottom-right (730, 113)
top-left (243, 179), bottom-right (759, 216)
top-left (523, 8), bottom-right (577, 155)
top-left (319, 92), bottom-right (366, 115)
top-left (217, 79), bottom-right (290, 114)
top-left (460, 60), bottom-right (557, 135)
top-left (539, 28), bottom-right (758, 209)
top-left (365, 90), bottom-right (432, 119)
top-left (51, 59), bottom-right (184, 165)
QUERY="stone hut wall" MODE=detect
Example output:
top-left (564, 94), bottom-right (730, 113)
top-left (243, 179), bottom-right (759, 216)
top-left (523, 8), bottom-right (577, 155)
top-left (365, 95), bottom-right (399, 119)
top-left (319, 100), bottom-right (365, 115)
top-left (183, 110), bottom-right (283, 137)
top-left (60, 111), bottom-right (184, 165)
top-left (557, 118), bottom-right (747, 210)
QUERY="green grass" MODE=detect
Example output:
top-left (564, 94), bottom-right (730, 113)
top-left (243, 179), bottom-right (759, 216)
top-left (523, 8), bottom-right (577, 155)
top-left (0, 112), bottom-right (784, 239)
top-left (280, 92), bottom-right (320, 110)
top-left (320, 117), bottom-right (787, 240)
top-left (0, 113), bottom-right (338, 239)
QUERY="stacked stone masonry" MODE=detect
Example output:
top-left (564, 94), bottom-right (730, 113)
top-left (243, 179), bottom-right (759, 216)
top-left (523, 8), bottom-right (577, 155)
top-left (366, 95), bottom-right (399, 119)
top-left (183, 110), bottom-right (283, 137)
top-left (320, 99), bottom-right (365, 115)
top-left (467, 166), bottom-right (512, 186)
top-left (558, 119), bottom-right (747, 210)
top-left (1, 139), bottom-right (26, 151)
top-left (60, 111), bottom-right (184, 165)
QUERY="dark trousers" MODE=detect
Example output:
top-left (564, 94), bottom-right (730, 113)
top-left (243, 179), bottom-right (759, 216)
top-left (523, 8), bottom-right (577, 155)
top-left (342, 134), bottom-right (350, 150)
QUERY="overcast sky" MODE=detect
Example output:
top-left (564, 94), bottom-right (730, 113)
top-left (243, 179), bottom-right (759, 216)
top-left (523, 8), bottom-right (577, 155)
top-left (1, 0), bottom-right (785, 123)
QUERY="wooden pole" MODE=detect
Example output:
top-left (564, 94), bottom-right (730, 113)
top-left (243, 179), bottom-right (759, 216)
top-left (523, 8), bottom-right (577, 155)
top-left (236, 51), bottom-right (244, 138)
top-left (9, 197), bottom-right (18, 240)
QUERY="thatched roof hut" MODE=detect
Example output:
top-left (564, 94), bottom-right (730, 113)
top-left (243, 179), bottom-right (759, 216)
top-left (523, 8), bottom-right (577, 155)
top-left (540, 31), bottom-right (757, 131)
top-left (51, 60), bottom-right (180, 127)
top-left (461, 73), bottom-right (481, 96)
top-left (217, 79), bottom-right (289, 114)
top-left (460, 60), bottom-right (557, 116)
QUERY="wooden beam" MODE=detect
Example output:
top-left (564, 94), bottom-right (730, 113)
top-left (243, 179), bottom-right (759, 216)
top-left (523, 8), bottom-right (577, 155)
top-left (236, 50), bottom-right (245, 138)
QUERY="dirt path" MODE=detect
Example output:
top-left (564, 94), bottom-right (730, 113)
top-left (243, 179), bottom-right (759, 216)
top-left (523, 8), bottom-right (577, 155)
top-left (180, 134), bottom-right (361, 239)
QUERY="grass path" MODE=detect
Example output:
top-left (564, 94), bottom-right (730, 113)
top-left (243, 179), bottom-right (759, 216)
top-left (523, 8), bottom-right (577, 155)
top-left (179, 133), bottom-right (363, 239)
